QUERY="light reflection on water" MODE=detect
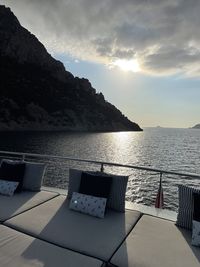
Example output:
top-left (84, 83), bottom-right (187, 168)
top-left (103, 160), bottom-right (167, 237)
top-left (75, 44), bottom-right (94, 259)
top-left (0, 128), bottom-right (199, 211)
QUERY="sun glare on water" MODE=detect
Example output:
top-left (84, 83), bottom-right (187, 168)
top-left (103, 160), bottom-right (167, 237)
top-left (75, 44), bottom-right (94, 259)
top-left (113, 59), bottom-right (140, 73)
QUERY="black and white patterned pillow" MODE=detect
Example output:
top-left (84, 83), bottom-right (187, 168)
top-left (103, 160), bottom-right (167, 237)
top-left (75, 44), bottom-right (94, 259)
top-left (176, 185), bottom-right (200, 229)
top-left (0, 179), bottom-right (19, 196)
top-left (69, 192), bottom-right (107, 218)
top-left (192, 193), bottom-right (200, 246)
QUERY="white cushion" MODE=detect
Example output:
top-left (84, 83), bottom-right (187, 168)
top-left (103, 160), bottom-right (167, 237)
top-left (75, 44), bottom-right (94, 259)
top-left (111, 215), bottom-right (200, 267)
top-left (0, 190), bottom-right (58, 222)
top-left (70, 192), bottom-right (107, 218)
top-left (0, 225), bottom-right (102, 267)
top-left (0, 179), bottom-right (19, 196)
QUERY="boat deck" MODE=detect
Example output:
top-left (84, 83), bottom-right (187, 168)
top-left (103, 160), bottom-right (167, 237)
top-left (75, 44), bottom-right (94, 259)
top-left (0, 151), bottom-right (199, 266)
top-left (0, 187), bottom-right (199, 267)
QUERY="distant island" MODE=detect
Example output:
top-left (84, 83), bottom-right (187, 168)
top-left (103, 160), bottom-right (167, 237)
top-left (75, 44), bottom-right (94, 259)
top-left (192, 124), bottom-right (200, 129)
top-left (0, 5), bottom-right (142, 132)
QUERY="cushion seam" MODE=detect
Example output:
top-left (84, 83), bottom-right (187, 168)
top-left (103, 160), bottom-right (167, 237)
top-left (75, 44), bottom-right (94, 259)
top-left (108, 212), bottom-right (143, 263)
top-left (1, 192), bottom-right (59, 223)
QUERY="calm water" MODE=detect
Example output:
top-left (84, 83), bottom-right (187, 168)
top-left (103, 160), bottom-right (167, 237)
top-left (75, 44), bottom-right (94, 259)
top-left (0, 128), bottom-right (199, 211)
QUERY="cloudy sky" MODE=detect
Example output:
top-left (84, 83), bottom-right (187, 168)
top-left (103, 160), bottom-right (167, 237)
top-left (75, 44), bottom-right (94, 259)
top-left (3, 0), bottom-right (200, 127)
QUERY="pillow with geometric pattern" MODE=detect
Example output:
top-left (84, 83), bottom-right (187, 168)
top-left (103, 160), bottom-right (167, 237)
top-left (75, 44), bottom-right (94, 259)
top-left (69, 192), bottom-right (107, 218)
top-left (191, 193), bottom-right (200, 246)
top-left (0, 179), bottom-right (19, 196)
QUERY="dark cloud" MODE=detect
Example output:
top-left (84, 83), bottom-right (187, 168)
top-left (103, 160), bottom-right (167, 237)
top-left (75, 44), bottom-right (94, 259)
top-left (144, 45), bottom-right (200, 74)
top-left (3, 0), bottom-right (200, 76)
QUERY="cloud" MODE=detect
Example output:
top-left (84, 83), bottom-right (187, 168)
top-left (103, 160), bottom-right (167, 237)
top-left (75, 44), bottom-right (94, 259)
top-left (3, 0), bottom-right (200, 76)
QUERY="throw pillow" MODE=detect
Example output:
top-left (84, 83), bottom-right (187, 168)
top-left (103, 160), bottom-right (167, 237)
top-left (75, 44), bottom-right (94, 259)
top-left (0, 160), bottom-right (25, 192)
top-left (79, 172), bottom-right (112, 198)
top-left (0, 179), bottom-right (19, 196)
top-left (191, 193), bottom-right (200, 246)
top-left (67, 169), bottom-right (128, 212)
top-left (176, 184), bottom-right (200, 229)
top-left (69, 192), bottom-right (107, 218)
top-left (23, 162), bottom-right (46, 191)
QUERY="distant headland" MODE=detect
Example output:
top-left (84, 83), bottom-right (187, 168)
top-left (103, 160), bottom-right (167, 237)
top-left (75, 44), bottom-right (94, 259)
top-left (192, 124), bottom-right (200, 129)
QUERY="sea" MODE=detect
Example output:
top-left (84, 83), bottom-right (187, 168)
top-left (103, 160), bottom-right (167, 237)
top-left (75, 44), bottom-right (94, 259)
top-left (0, 127), bottom-right (199, 211)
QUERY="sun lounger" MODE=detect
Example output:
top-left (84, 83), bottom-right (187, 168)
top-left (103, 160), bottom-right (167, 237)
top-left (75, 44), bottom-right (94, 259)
top-left (4, 195), bottom-right (141, 261)
top-left (110, 215), bottom-right (200, 267)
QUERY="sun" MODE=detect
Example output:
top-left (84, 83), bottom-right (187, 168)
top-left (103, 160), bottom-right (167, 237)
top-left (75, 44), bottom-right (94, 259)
top-left (113, 59), bottom-right (140, 73)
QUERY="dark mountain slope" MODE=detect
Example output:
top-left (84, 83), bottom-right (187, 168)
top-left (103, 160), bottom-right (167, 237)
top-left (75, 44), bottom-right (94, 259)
top-left (0, 5), bottom-right (142, 132)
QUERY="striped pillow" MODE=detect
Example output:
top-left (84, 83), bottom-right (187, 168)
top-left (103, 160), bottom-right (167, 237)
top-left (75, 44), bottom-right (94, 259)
top-left (67, 169), bottom-right (128, 212)
top-left (176, 185), bottom-right (200, 229)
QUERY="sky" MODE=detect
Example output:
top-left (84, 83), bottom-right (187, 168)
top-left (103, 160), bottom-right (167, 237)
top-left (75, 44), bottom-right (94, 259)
top-left (2, 0), bottom-right (200, 128)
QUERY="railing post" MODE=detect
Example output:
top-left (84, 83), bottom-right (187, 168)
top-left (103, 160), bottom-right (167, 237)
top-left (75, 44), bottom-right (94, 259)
top-left (100, 163), bottom-right (104, 172)
top-left (22, 154), bottom-right (25, 162)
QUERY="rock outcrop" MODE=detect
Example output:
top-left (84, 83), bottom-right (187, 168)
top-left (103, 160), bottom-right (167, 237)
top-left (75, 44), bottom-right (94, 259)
top-left (192, 124), bottom-right (200, 129)
top-left (0, 5), bottom-right (142, 132)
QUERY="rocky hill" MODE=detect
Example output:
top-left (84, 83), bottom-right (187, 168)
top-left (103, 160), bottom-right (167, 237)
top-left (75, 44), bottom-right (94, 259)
top-left (0, 5), bottom-right (142, 132)
top-left (192, 124), bottom-right (200, 129)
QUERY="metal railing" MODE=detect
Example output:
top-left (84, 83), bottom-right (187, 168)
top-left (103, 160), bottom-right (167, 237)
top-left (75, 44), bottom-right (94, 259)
top-left (0, 150), bottom-right (200, 179)
top-left (1, 150), bottom-right (199, 211)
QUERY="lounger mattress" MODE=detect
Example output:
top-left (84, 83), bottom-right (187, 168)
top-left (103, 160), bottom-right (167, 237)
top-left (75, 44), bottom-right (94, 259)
top-left (110, 215), bottom-right (200, 267)
top-left (5, 195), bottom-right (141, 261)
top-left (0, 190), bottom-right (58, 222)
top-left (0, 225), bottom-right (102, 267)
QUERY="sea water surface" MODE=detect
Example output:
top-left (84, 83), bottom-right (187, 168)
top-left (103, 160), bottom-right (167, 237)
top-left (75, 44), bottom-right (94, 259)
top-left (0, 128), bottom-right (199, 211)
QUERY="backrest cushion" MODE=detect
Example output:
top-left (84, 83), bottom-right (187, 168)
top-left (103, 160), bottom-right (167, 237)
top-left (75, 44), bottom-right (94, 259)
top-left (68, 168), bottom-right (128, 212)
top-left (106, 173), bottom-right (128, 212)
top-left (67, 169), bottom-right (82, 198)
top-left (23, 162), bottom-right (46, 191)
